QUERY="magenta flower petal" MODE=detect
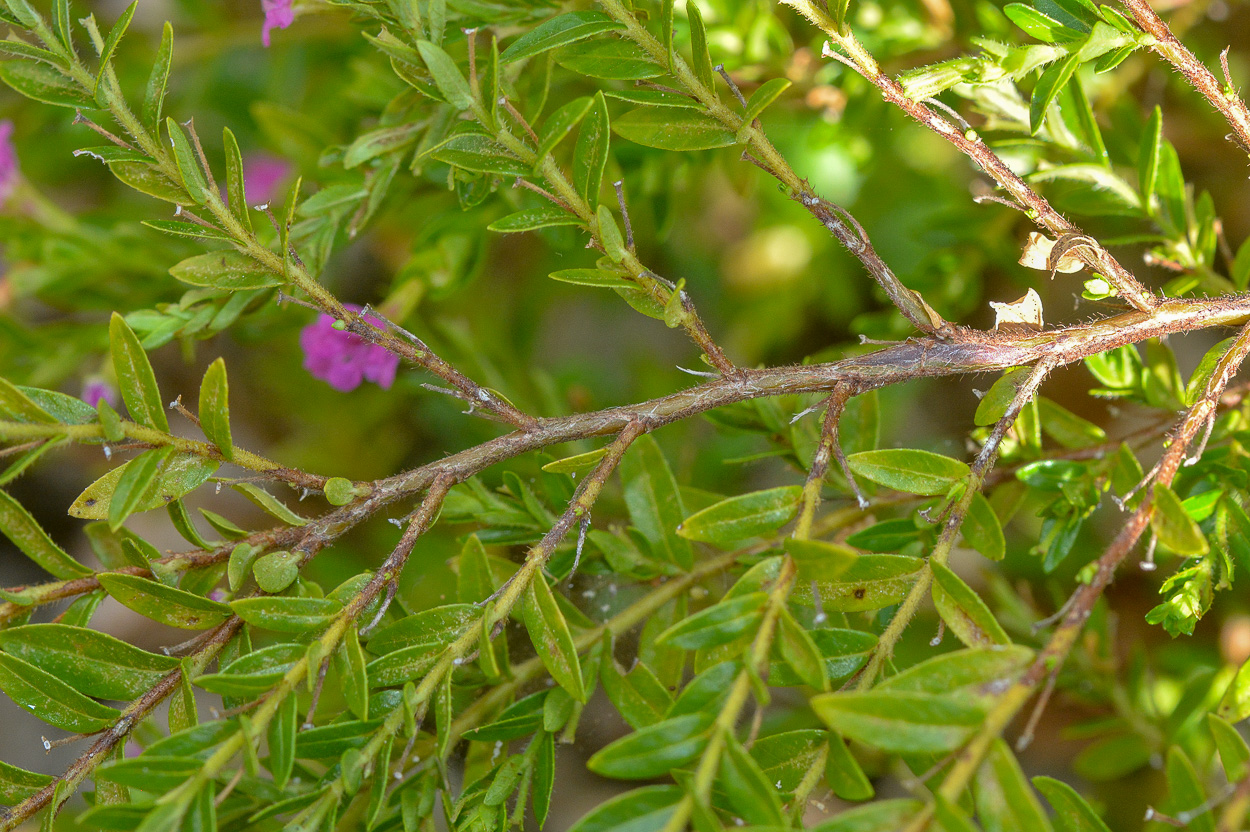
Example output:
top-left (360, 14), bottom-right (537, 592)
top-left (300, 305), bottom-right (400, 392)
top-left (261, 0), bottom-right (294, 47)
top-left (0, 121), bottom-right (19, 204)
top-left (81, 379), bottom-right (119, 409)
top-left (243, 153), bottom-right (290, 204)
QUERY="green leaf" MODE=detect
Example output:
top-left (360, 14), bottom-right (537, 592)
top-left (110, 312), bottom-right (168, 432)
top-left (252, 549), bottom-right (300, 593)
top-left (143, 22), bottom-right (173, 132)
top-left (976, 739), bottom-right (1054, 832)
top-left (798, 554), bottom-right (925, 612)
top-left (488, 205), bottom-right (582, 233)
top-left (536, 96), bottom-right (594, 161)
top-left (677, 485), bottom-right (801, 545)
top-left (601, 654), bottom-right (674, 729)
top-left (344, 121), bottom-right (422, 169)
top-left (231, 596), bottom-right (342, 633)
top-left (221, 126), bottom-right (252, 232)
top-left (586, 713), bottom-right (711, 779)
top-left (1030, 52), bottom-right (1081, 135)
top-left (0, 61), bottom-right (93, 108)
top-left (336, 625), bottom-right (369, 720)
top-left (109, 446), bottom-right (175, 530)
top-left (847, 449), bottom-right (969, 495)
top-left (555, 39), bottom-right (662, 80)
top-left (1162, 747), bottom-right (1214, 832)
top-left (98, 573), bottom-right (231, 630)
top-left (1152, 484), bottom-right (1209, 555)
top-left (826, 731), bottom-right (875, 801)
top-left (742, 78), bottom-right (792, 123)
top-left (1139, 105), bottom-right (1162, 205)
top-left (367, 604), bottom-right (478, 654)
top-left (720, 734), bottom-right (786, 826)
top-left (549, 268), bottom-right (634, 289)
top-left (0, 760), bottom-right (54, 804)
top-left (97, 756), bottom-right (202, 792)
top-left (427, 131), bottom-right (528, 175)
top-left (0, 653), bottom-right (120, 733)
top-left (95, 2), bottom-right (137, 92)
top-left (416, 40), bottom-right (474, 110)
top-left (0, 377), bottom-right (57, 424)
top-left (613, 107), bottom-right (736, 151)
top-left (964, 492), bottom-right (1006, 561)
top-left (1209, 713), bottom-right (1250, 781)
top-left (685, 0), bottom-right (715, 90)
top-left (596, 204), bottom-right (628, 262)
top-left (813, 688), bottom-right (983, 753)
top-left (533, 731), bottom-right (556, 827)
top-left (499, 11), bottom-right (624, 64)
top-left (0, 489), bottom-right (91, 579)
top-left (1037, 397), bottom-right (1106, 448)
top-left (879, 646), bottom-right (1033, 697)
top-left (975, 367), bottom-right (1031, 426)
top-left (0, 623), bottom-right (177, 699)
top-left (524, 576), bottom-right (586, 702)
top-left (565, 786), bottom-right (684, 832)
top-left (69, 453), bottom-right (218, 520)
top-left (198, 358), bottom-right (233, 461)
top-left (1185, 337), bottom-right (1235, 407)
top-left (574, 92), bottom-right (610, 204)
top-left (931, 561), bottom-right (1011, 647)
top-left (656, 592), bottom-right (767, 649)
top-left (814, 800), bottom-right (925, 832)
top-left (621, 435), bottom-right (693, 569)
top-left (776, 607), bottom-right (829, 690)
top-left (169, 251), bottom-right (282, 290)
top-left (1004, 3), bottom-right (1079, 41)
top-left (109, 160), bottom-right (189, 203)
top-left (784, 538), bottom-right (858, 581)
top-left (165, 117), bottom-right (211, 205)
top-left (1033, 776), bottom-right (1113, 832)
top-left (232, 483), bottom-right (307, 527)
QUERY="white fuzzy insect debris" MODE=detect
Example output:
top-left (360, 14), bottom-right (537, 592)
top-left (103, 445), bottom-right (112, 459)
top-left (388, 517), bottom-right (404, 527)
top-left (41, 737), bottom-right (51, 751)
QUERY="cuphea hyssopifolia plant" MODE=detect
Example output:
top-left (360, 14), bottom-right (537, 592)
top-left (1, 0), bottom-right (1250, 829)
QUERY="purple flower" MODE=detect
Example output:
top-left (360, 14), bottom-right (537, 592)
top-left (0, 120), bottom-right (19, 204)
top-left (261, 0), bottom-right (294, 47)
top-left (209, 589), bottom-right (227, 602)
top-left (243, 153), bottom-right (290, 205)
top-left (82, 379), bottom-right (119, 410)
top-left (300, 305), bottom-right (400, 392)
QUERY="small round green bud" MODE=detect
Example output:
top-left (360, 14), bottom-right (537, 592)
top-left (325, 476), bottom-right (369, 505)
top-left (253, 550), bottom-right (300, 593)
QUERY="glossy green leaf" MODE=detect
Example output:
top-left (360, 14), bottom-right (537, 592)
top-left (1208, 713), bottom-right (1250, 781)
top-left (1038, 397), bottom-right (1106, 448)
top-left (721, 734), bottom-right (786, 825)
top-left (1030, 53), bottom-right (1081, 135)
top-left (0, 653), bottom-right (120, 733)
top-left (0, 61), bottom-right (93, 108)
top-left (621, 435), bottom-right (692, 569)
top-left (565, 786), bottom-right (684, 832)
top-left (416, 40), bottom-right (474, 110)
top-left (813, 800), bottom-right (925, 831)
top-left (232, 483), bottom-right (307, 527)
top-left (798, 554), bottom-right (925, 612)
top-left (785, 537), bottom-right (858, 581)
top-left (827, 731), bottom-right (874, 801)
top-left (69, 453), bottom-right (218, 520)
top-left (198, 358), bottom-right (233, 461)
top-left (847, 449), bottom-right (969, 495)
top-left (0, 623), bottom-right (177, 699)
top-left (656, 591), bottom-right (766, 649)
top-left (1152, 484), bottom-right (1209, 555)
top-left (743, 78), bottom-right (791, 123)
top-left (222, 126), bottom-right (252, 232)
top-left (0, 489), bottom-right (91, 579)
top-left (586, 713), bottom-right (711, 779)
top-left (574, 91), bottom-right (610, 204)
top-left (337, 624), bottom-right (369, 720)
top-left (878, 646), bottom-right (1034, 698)
top-left (109, 446), bottom-right (174, 530)
top-left (0, 760), bottom-right (53, 804)
top-left (613, 108), bottom-right (736, 151)
top-left (776, 607), bottom-right (829, 690)
top-left (1139, 105), bottom-right (1162, 204)
top-left (685, 0), bottom-right (715, 90)
top-left (98, 573), bottom-right (232, 630)
top-left (169, 251), bottom-right (282, 290)
top-left (601, 655), bottom-right (674, 729)
top-left (252, 549), bottom-right (300, 593)
top-left (964, 491), bottom-right (1006, 561)
top-left (110, 312), bottom-right (168, 432)
top-left (1033, 776), bottom-right (1113, 832)
top-left (812, 689), bottom-right (983, 753)
top-left (97, 756), bottom-right (202, 792)
top-left (231, 596), bottom-right (341, 633)
top-left (677, 485), bottom-right (801, 545)
top-left (524, 576), bottom-right (586, 702)
top-left (165, 117), bottom-right (210, 204)
top-left (499, 11), bottom-right (624, 64)
top-left (142, 21), bottom-right (173, 131)
top-left (554, 39), bottom-right (661, 80)
top-left (0, 377), bottom-right (57, 424)
top-left (976, 739), bottom-right (1053, 832)
top-left (931, 561), bottom-right (1011, 647)
top-left (532, 730), bottom-right (555, 827)
top-left (549, 268), bottom-right (634, 289)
